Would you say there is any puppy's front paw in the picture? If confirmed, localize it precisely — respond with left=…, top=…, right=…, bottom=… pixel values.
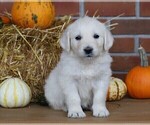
left=93, top=108, right=110, bottom=118
left=68, top=111, right=86, bottom=118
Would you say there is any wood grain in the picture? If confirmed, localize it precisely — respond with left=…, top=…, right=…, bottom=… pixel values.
left=0, top=98, right=150, bottom=124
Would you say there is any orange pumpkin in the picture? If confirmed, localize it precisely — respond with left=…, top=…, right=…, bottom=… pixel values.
left=11, top=1, right=55, bottom=29
left=126, top=46, right=150, bottom=99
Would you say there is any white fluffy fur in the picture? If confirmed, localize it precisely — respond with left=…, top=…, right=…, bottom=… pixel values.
left=44, top=16, right=114, bottom=118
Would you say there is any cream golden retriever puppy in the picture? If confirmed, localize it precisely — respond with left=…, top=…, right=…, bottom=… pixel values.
left=44, top=16, right=114, bottom=118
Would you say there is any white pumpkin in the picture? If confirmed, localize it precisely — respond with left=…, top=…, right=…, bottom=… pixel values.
left=0, top=77, right=32, bottom=108
left=107, top=77, right=127, bottom=101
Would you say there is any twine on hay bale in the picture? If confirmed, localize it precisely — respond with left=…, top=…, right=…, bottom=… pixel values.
left=0, top=16, right=71, bottom=102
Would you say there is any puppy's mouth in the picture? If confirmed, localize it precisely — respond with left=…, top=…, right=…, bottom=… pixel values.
left=85, top=54, right=93, bottom=58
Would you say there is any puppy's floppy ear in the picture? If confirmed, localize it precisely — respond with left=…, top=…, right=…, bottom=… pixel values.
left=60, top=29, right=70, bottom=52
left=104, top=29, right=114, bottom=51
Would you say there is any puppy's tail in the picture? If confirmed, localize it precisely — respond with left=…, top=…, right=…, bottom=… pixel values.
left=37, top=94, right=49, bottom=106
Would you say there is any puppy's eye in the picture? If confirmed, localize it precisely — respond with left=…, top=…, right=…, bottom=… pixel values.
left=75, top=35, right=82, bottom=40
left=93, top=34, right=99, bottom=39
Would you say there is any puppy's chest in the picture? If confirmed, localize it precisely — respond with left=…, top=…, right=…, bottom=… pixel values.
left=74, top=64, right=100, bottom=79
left=74, top=66, right=98, bottom=100
left=73, top=64, right=101, bottom=106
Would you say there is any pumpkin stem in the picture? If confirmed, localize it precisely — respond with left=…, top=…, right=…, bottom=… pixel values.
left=138, top=45, right=149, bottom=67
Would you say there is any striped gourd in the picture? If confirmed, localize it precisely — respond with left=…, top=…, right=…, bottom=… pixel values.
left=107, top=77, right=127, bottom=101
left=0, top=78, right=32, bottom=108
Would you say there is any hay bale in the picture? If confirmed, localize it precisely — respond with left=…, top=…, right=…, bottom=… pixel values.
left=0, top=16, right=71, bottom=102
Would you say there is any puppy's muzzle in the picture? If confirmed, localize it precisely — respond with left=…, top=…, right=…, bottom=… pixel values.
left=84, top=46, right=93, bottom=57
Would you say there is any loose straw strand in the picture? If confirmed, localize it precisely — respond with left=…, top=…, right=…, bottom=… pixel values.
left=105, top=13, right=125, bottom=24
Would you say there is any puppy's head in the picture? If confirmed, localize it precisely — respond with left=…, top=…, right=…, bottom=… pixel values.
left=60, top=16, right=114, bottom=58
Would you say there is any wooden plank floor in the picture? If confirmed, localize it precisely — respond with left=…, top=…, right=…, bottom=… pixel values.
left=0, top=98, right=150, bottom=124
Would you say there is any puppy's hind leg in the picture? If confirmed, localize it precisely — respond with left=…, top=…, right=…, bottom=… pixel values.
left=44, top=72, right=67, bottom=112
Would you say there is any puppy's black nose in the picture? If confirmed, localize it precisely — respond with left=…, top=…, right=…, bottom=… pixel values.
left=84, top=46, right=93, bottom=54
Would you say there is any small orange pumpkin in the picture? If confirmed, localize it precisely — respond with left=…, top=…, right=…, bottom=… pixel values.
left=126, top=46, right=150, bottom=99
left=11, top=1, right=55, bottom=29
left=0, top=16, right=11, bottom=24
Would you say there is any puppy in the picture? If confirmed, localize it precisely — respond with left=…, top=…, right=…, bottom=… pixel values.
left=44, top=16, right=114, bottom=118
